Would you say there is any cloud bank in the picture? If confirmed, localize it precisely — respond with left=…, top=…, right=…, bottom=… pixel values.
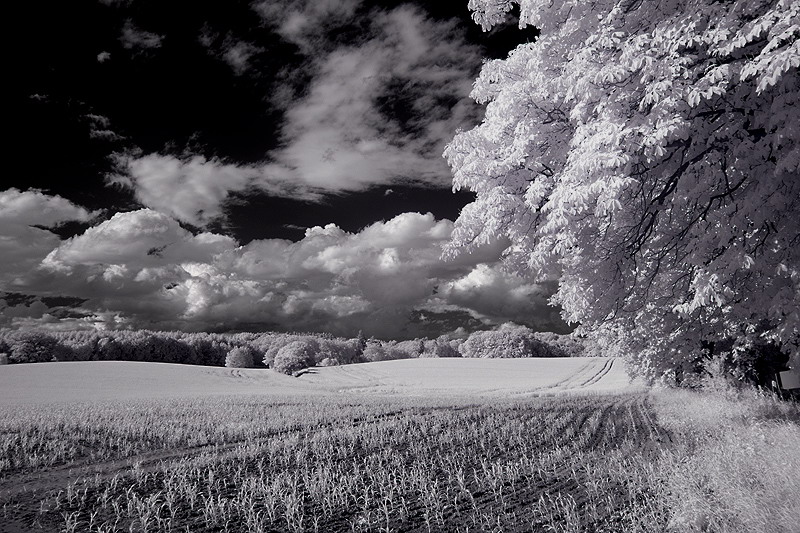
left=1, top=190, right=566, bottom=337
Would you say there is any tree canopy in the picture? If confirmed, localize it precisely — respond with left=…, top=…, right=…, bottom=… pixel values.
left=447, top=0, right=799, bottom=380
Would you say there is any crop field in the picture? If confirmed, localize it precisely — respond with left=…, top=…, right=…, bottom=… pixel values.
left=1, top=360, right=797, bottom=533
left=1, top=394, right=668, bottom=533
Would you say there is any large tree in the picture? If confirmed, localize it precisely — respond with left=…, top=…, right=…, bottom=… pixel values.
left=446, top=0, right=799, bottom=381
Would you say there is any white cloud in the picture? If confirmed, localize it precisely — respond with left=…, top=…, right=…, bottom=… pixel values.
left=120, top=21, right=163, bottom=50
left=435, top=264, right=566, bottom=329
left=5, top=205, right=562, bottom=337
left=42, top=209, right=236, bottom=271
left=221, top=40, right=261, bottom=75
left=197, top=27, right=263, bottom=76
left=113, top=154, right=304, bottom=227
left=268, top=5, right=483, bottom=193
left=115, top=3, right=483, bottom=227
left=0, top=188, right=95, bottom=227
left=85, top=113, right=123, bottom=141
left=269, top=46, right=427, bottom=192
left=0, top=189, right=96, bottom=289
left=255, top=0, right=363, bottom=52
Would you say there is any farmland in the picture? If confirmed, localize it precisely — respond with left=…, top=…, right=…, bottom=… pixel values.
left=1, top=359, right=798, bottom=532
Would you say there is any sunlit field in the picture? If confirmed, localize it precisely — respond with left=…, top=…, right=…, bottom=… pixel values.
left=1, top=361, right=798, bottom=533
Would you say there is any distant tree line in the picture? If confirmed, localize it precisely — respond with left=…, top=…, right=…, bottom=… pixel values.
left=0, top=324, right=585, bottom=375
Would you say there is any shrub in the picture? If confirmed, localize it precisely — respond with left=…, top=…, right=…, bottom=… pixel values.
left=0, top=353, right=8, bottom=365
left=418, top=336, right=462, bottom=358
left=362, top=341, right=408, bottom=362
left=316, top=338, right=363, bottom=366
left=362, top=343, right=388, bottom=362
left=225, top=346, right=256, bottom=368
left=429, top=340, right=461, bottom=358
left=533, top=332, right=586, bottom=358
left=394, top=339, right=424, bottom=358
left=333, top=338, right=367, bottom=365
left=272, top=340, right=318, bottom=375
left=260, top=334, right=316, bottom=367
left=8, top=331, right=59, bottom=363
left=460, top=324, right=560, bottom=358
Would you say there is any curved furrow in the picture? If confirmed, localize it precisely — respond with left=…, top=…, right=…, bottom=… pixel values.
left=580, top=358, right=615, bottom=387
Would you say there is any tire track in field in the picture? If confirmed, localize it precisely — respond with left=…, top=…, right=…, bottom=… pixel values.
left=544, top=359, right=603, bottom=391
left=0, top=409, right=411, bottom=501
left=529, top=357, right=617, bottom=396
left=583, top=394, right=669, bottom=451
left=630, top=395, right=673, bottom=449
left=580, top=357, right=615, bottom=387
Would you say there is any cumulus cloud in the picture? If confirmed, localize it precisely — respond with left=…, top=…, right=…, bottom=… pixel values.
left=42, top=209, right=236, bottom=270
left=4, top=200, right=562, bottom=337
left=114, top=2, right=483, bottom=227
left=21, top=209, right=238, bottom=325
left=433, top=264, right=569, bottom=331
left=0, top=189, right=96, bottom=289
left=0, top=188, right=95, bottom=227
left=180, top=212, right=522, bottom=336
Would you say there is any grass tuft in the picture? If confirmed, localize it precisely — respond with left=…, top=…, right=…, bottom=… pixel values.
left=652, top=386, right=800, bottom=533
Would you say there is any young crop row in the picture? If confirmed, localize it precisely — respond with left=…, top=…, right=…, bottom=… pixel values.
left=1, top=394, right=672, bottom=532
left=0, top=396, right=402, bottom=474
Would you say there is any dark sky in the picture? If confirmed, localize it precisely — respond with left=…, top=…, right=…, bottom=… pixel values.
left=3, top=0, right=565, bottom=338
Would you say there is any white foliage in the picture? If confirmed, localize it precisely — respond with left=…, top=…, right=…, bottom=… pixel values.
left=225, top=346, right=256, bottom=368
left=448, top=0, right=800, bottom=379
left=272, top=340, right=318, bottom=375
left=459, top=323, right=563, bottom=358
